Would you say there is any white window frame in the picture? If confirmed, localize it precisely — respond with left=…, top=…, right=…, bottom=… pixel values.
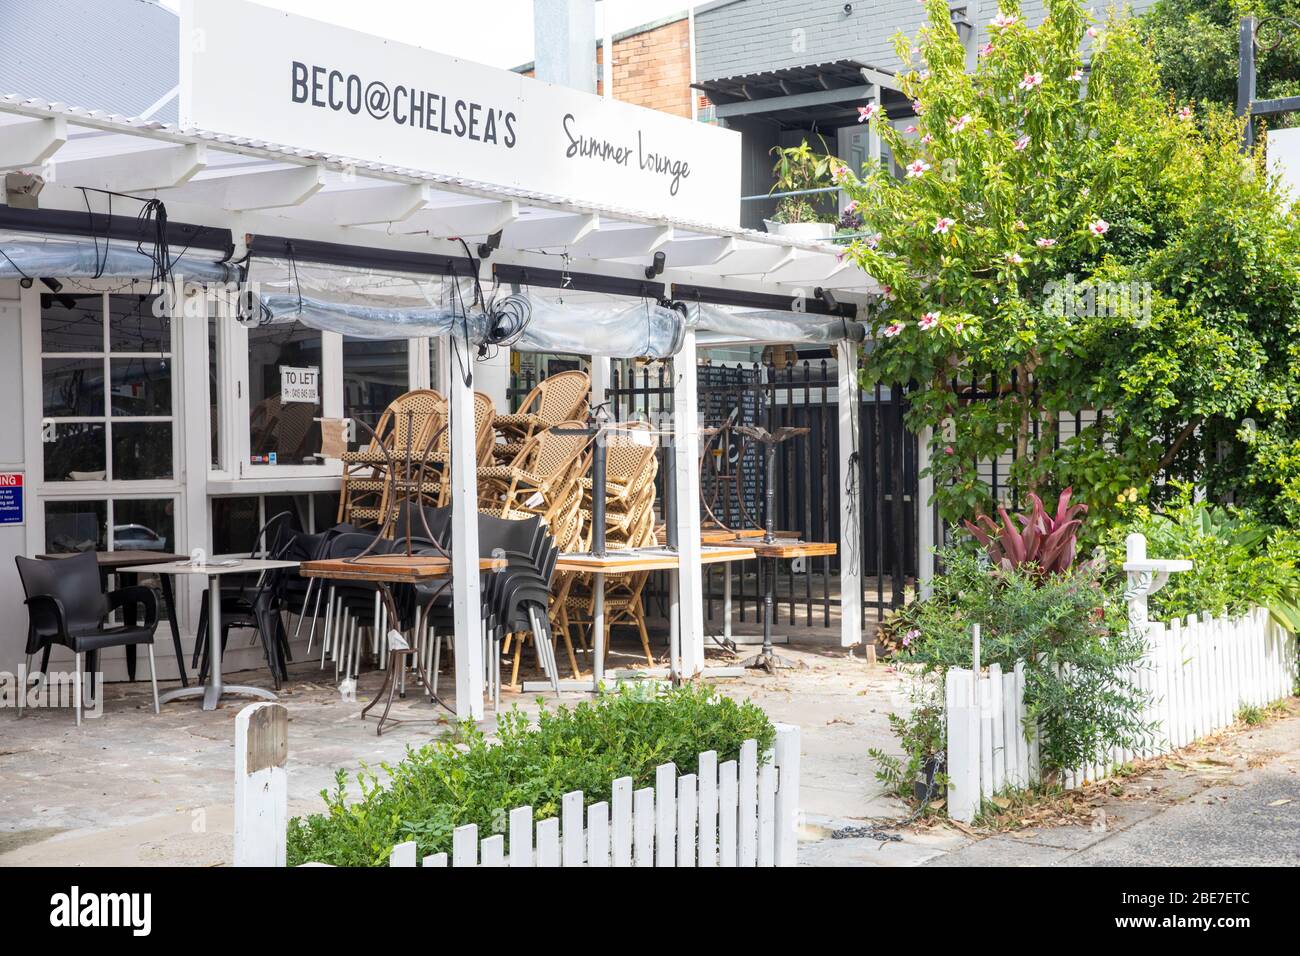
left=22, top=278, right=187, bottom=553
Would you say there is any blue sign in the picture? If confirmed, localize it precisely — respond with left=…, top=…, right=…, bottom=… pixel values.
left=0, top=473, right=23, bottom=525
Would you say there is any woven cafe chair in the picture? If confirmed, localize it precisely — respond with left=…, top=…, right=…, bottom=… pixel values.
left=577, top=424, right=659, bottom=546
left=477, top=421, right=592, bottom=525
left=491, top=370, right=590, bottom=461
left=339, top=390, right=446, bottom=526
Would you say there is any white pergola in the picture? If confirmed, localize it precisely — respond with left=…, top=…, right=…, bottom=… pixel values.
left=0, top=94, right=876, bottom=719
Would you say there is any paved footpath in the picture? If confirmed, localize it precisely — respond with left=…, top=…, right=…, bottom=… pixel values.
left=801, top=703, right=1299, bottom=867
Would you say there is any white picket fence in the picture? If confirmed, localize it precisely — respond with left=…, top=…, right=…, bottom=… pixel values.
left=946, top=607, right=1296, bottom=821
left=233, top=707, right=801, bottom=867
left=385, top=725, right=800, bottom=867
left=944, top=534, right=1298, bottom=822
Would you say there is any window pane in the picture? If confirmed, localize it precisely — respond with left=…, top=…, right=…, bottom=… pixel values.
left=313, top=492, right=341, bottom=531
left=248, top=323, right=323, bottom=466
left=41, top=294, right=103, bottom=353
left=44, top=499, right=107, bottom=553
left=42, top=356, right=105, bottom=416
left=113, top=498, right=175, bottom=554
left=343, top=338, right=409, bottom=451
left=109, top=358, right=172, bottom=416
left=212, top=496, right=259, bottom=555
left=44, top=422, right=106, bottom=481
left=112, top=422, right=173, bottom=480
left=264, top=494, right=309, bottom=541
left=209, top=318, right=220, bottom=469
left=109, top=294, right=169, bottom=352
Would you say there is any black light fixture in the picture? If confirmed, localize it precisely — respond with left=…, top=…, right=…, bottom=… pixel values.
left=477, top=230, right=503, bottom=259
left=19, top=277, right=33, bottom=289
left=644, top=250, right=666, bottom=280
left=40, top=277, right=62, bottom=293
left=815, top=286, right=838, bottom=312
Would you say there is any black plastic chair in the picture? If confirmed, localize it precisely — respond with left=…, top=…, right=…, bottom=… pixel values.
left=15, top=551, right=160, bottom=725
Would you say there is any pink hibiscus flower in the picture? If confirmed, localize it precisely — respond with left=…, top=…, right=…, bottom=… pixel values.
left=933, top=217, right=955, bottom=234
left=883, top=322, right=905, bottom=338
left=918, top=311, right=940, bottom=330
left=1088, top=219, right=1110, bottom=236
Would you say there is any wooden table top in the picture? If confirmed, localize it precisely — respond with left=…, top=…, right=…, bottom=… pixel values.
left=696, top=537, right=838, bottom=559
left=555, top=545, right=756, bottom=573
left=117, top=558, right=302, bottom=576
left=299, top=554, right=505, bottom=583
left=37, top=550, right=186, bottom=569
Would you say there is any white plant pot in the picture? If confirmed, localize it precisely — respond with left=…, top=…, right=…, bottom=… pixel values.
left=763, top=219, right=835, bottom=240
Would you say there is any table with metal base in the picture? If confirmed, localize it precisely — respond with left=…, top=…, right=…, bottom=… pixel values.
left=522, top=545, right=757, bottom=694
left=118, top=559, right=299, bottom=711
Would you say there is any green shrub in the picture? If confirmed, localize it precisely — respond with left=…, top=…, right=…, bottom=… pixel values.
left=286, top=685, right=774, bottom=867
left=881, top=548, right=1151, bottom=779
left=1103, top=483, right=1300, bottom=632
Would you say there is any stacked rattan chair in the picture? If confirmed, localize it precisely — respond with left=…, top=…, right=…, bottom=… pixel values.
left=491, top=370, right=591, bottom=462
left=554, top=421, right=662, bottom=671
left=338, top=389, right=446, bottom=527
left=476, top=421, right=592, bottom=549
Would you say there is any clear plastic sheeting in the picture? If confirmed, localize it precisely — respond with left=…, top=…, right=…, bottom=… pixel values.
left=510, top=295, right=684, bottom=358
left=690, top=302, right=865, bottom=345
left=249, top=257, right=462, bottom=310
left=253, top=292, right=489, bottom=341
left=0, top=232, right=234, bottom=283
left=246, top=279, right=686, bottom=358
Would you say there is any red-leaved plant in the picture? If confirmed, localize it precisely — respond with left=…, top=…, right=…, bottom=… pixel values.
left=962, top=488, right=1087, bottom=576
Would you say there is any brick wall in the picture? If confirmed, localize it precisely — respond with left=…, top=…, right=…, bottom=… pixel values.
left=522, top=15, right=696, bottom=119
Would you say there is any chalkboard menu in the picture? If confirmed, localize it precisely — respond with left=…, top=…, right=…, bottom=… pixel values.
left=698, top=364, right=765, bottom=529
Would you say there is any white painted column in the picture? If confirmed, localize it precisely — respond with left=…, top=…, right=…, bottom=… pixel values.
left=836, top=340, right=863, bottom=648
left=474, top=346, right=511, bottom=412
left=917, top=424, right=935, bottom=599
left=448, top=338, right=485, bottom=720
left=671, top=329, right=705, bottom=676
left=589, top=355, right=613, bottom=415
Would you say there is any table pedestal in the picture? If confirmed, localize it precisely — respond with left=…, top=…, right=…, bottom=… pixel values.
left=741, top=555, right=795, bottom=671
left=159, top=573, right=278, bottom=711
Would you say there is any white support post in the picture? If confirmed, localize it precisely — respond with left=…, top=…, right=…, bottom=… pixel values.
left=449, top=341, right=485, bottom=720
left=672, top=328, right=705, bottom=676
left=916, top=425, right=935, bottom=599
left=589, top=355, right=613, bottom=415
left=233, top=702, right=288, bottom=867
left=836, top=340, right=863, bottom=647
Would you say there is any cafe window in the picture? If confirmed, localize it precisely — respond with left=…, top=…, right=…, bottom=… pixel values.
left=40, top=293, right=175, bottom=483
left=343, top=337, right=409, bottom=451
left=246, top=321, right=324, bottom=467
left=43, top=497, right=176, bottom=554
left=211, top=492, right=340, bottom=556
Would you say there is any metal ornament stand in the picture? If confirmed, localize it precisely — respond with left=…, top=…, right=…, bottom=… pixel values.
left=734, top=424, right=809, bottom=671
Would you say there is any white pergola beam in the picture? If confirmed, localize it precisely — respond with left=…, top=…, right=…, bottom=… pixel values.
left=0, top=117, right=67, bottom=170
left=500, top=212, right=599, bottom=250
left=156, top=164, right=325, bottom=210
left=704, top=244, right=795, bottom=277
left=651, top=236, right=736, bottom=268
left=50, top=143, right=206, bottom=193
left=400, top=199, right=519, bottom=238
left=837, top=339, right=864, bottom=647
left=765, top=250, right=843, bottom=284
left=672, top=327, right=706, bottom=676
left=572, top=225, right=672, bottom=260
left=292, top=183, right=431, bottom=225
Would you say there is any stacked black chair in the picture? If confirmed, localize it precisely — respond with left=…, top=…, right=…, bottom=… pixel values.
left=14, top=550, right=161, bottom=725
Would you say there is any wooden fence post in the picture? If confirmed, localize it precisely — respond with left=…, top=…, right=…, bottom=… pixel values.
left=234, top=701, right=288, bottom=867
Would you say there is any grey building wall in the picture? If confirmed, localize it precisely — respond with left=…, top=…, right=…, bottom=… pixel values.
left=695, top=0, right=1159, bottom=82
left=0, top=0, right=178, bottom=121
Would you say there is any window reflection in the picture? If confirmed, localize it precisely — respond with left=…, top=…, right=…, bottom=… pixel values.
left=343, top=338, right=408, bottom=451
left=248, top=323, right=323, bottom=466
left=44, top=499, right=107, bottom=553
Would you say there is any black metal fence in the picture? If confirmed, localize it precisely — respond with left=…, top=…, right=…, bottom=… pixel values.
left=506, top=353, right=918, bottom=628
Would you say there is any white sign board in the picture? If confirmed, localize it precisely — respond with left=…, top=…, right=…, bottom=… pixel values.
left=280, top=365, right=319, bottom=404
left=179, top=0, right=741, bottom=227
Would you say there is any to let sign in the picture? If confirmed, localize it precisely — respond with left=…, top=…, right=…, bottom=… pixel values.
left=280, top=366, right=319, bottom=404
left=179, top=0, right=741, bottom=227
left=0, top=473, right=23, bottom=525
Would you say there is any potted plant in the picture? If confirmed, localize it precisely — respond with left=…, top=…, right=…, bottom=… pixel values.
left=764, top=140, right=836, bottom=240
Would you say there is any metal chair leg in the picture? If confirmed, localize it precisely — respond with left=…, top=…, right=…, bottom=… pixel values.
left=146, top=643, right=160, bottom=715
left=18, top=653, right=31, bottom=718
left=74, top=652, right=83, bottom=727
